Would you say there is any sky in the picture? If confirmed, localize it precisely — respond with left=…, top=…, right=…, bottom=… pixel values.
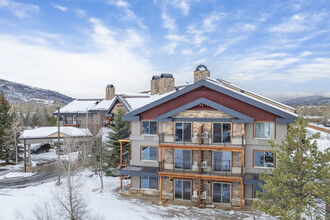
left=0, top=0, right=329, bottom=101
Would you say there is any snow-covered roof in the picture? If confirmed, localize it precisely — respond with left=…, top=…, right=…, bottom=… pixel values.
left=20, top=127, right=92, bottom=139
left=125, top=91, right=175, bottom=111
left=89, top=99, right=114, bottom=112
left=57, top=99, right=102, bottom=114
left=204, top=77, right=298, bottom=118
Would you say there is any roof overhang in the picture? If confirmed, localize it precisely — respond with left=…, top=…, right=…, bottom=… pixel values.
left=105, top=96, right=131, bottom=117
left=122, top=79, right=297, bottom=122
left=154, top=98, right=254, bottom=123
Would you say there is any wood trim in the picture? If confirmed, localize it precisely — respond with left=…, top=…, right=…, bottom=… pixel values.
left=274, top=121, right=277, bottom=139
left=159, top=172, right=243, bottom=182
left=140, top=121, right=142, bottom=135
left=240, top=180, right=243, bottom=209
left=252, top=149, right=276, bottom=168
left=130, top=121, right=132, bottom=136
left=159, top=176, right=162, bottom=201
left=139, top=176, right=141, bottom=189
left=191, top=121, right=194, bottom=138
left=159, top=144, right=243, bottom=152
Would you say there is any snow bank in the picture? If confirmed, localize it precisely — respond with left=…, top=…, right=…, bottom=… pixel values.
left=0, top=172, right=35, bottom=180
left=307, top=127, right=330, bottom=152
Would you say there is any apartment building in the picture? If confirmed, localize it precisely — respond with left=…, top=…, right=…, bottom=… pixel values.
left=118, top=65, right=297, bottom=208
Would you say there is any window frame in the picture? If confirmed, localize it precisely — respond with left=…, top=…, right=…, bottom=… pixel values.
left=212, top=151, right=232, bottom=172
left=174, top=122, right=192, bottom=143
left=212, top=182, right=231, bottom=204
left=141, top=120, right=157, bottom=135
left=212, top=122, right=232, bottom=144
left=254, top=122, right=275, bottom=139
left=140, top=146, right=158, bottom=161
left=174, top=149, right=192, bottom=170
left=140, top=176, right=158, bottom=190
left=253, top=150, right=276, bottom=168
left=174, top=179, right=192, bottom=200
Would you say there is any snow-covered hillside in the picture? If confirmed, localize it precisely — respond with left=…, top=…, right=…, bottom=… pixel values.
left=0, top=79, right=73, bottom=104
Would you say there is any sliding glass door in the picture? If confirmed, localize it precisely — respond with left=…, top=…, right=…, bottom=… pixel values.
left=213, top=182, right=231, bottom=204
left=174, top=180, right=191, bottom=200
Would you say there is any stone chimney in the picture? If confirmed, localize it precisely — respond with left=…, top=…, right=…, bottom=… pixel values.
left=106, top=84, right=115, bottom=100
left=194, top=64, right=210, bottom=82
left=159, top=73, right=174, bottom=95
left=151, top=75, right=160, bottom=95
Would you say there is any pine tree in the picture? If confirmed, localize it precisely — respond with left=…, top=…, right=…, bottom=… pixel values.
left=254, top=117, right=330, bottom=219
left=105, top=109, right=129, bottom=176
left=0, top=93, right=15, bottom=162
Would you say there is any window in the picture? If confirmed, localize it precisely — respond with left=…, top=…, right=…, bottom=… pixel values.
left=175, top=180, right=191, bottom=200
left=73, top=115, right=77, bottom=125
left=213, top=183, right=231, bottom=203
left=255, top=122, right=275, bottom=139
left=213, top=151, right=231, bottom=171
left=213, top=123, right=231, bottom=143
left=174, top=149, right=191, bottom=169
left=175, top=122, right=191, bottom=142
left=141, top=146, right=157, bottom=161
left=141, top=176, right=157, bottom=190
left=142, top=121, right=157, bottom=135
left=254, top=151, right=275, bottom=167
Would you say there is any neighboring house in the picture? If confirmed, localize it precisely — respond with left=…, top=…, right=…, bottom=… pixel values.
left=54, top=99, right=102, bottom=128
left=118, top=65, right=297, bottom=208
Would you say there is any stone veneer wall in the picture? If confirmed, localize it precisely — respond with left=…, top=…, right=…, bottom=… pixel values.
left=232, top=152, right=242, bottom=167
left=162, top=177, right=173, bottom=199
left=110, top=102, right=126, bottom=115
left=233, top=123, right=244, bottom=137
left=172, top=110, right=233, bottom=119
left=232, top=182, right=243, bottom=207
left=159, top=77, right=174, bottom=94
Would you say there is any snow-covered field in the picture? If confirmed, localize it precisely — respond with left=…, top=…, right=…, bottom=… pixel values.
left=0, top=169, right=272, bottom=220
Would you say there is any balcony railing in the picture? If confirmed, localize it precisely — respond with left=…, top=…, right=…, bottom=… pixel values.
left=160, top=160, right=242, bottom=177
left=64, top=120, right=81, bottom=125
left=159, top=132, right=245, bottom=146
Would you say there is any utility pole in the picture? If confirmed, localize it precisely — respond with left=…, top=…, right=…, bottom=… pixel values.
left=14, top=127, right=17, bottom=165
left=56, top=107, right=61, bottom=185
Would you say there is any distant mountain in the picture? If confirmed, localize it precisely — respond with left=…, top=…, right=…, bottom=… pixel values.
left=283, top=95, right=330, bottom=106
left=0, top=79, right=74, bottom=104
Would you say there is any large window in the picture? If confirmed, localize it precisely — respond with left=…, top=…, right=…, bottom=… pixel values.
left=254, top=151, right=275, bottom=167
left=141, top=176, right=157, bottom=190
left=254, top=122, right=275, bottom=139
left=142, top=121, right=157, bottom=135
left=213, top=183, right=230, bottom=203
left=175, top=122, right=191, bottom=142
left=174, top=149, right=191, bottom=169
left=213, top=123, right=231, bottom=143
left=175, top=180, right=191, bottom=200
left=213, top=151, right=231, bottom=171
left=141, top=146, right=157, bottom=161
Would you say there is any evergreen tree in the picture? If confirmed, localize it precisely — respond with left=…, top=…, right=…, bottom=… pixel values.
left=105, top=109, right=129, bottom=176
left=254, top=117, right=330, bottom=219
left=0, top=93, right=15, bottom=162
left=48, top=115, right=57, bottom=126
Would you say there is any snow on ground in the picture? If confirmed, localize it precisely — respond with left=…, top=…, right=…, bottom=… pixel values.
left=307, top=127, right=330, bottom=152
left=0, top=169, right=273, bottom=220
left=0, top=171, right=35, bottom=180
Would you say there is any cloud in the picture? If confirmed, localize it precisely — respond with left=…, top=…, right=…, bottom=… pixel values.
left=213, top=46, right=226, bottom=56
left=75, top=9, right=86, bottom=18
left=242, top=24, right=256, bottom=31
left=174, top=0, right=190, bottom=16
left=203, top=12, right=226, bottom=32
left=324, top=92, right=330, bottom=98
left=0, top=18, right=155, bottom=98
left=269, top=12, right=327, bottom=33
left=300, top=51, right=313, bottom=56
left=162, top=42, right=177, bottom=54
left=107, top=0, right=146, bottom=28
left=162, top=11, right=177, bottom=32
left=52, top=4, right=67, bottom=12
left=0, top=0, right=39, bottom=18
left=181, top=49, right=193, bottom=55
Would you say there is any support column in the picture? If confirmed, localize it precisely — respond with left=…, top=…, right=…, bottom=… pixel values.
left=159, top=176, right=163, bottom=202
left=24, top=139, right=26, bottom=173
left=160, top=146, right=162, bottom=171
left=28, top=144, right=31, bottom=163
left=241, top=150, right=244, bottom=177
left=120, top=141, right=123, bottom=168
left=240, top=180, right=243, bottom=209
left=198, top=147, right=202, bottom=174
left=198, top=178, right=201, bottom=206
left=120, top=175, right=123, bottom=190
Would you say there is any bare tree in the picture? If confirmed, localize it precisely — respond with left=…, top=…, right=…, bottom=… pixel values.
left=54, top=137, right=88, bottom=220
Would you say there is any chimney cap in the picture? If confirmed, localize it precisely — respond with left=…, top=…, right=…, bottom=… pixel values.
left=161, top=73, right=173, bottom=78
left=195, top=64, right=208, bottom=72
left=152, top=75, right=161, bottom=80
left=107, top=84, right=114, bottom=88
